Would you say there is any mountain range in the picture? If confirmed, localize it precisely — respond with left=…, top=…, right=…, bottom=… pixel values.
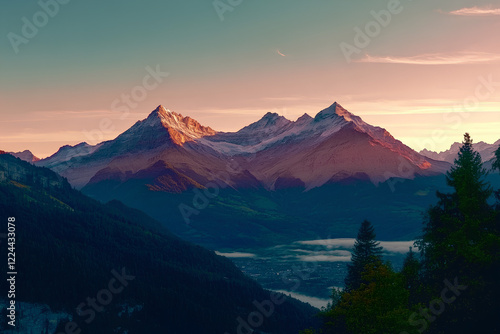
left=420, top=139, right=500, bottom=165
left=36, top=103, right=450, bottom=191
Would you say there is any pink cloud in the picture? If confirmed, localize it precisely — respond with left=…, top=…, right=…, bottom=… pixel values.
left=356, top=52, right=500, bottom=65
left=448, top=6, right=500, bottom=16
left=277, top=49, right=287, bottom=57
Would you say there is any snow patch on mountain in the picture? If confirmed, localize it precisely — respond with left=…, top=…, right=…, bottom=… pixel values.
left=38, top=142, right=100, bottom=169
left=202, top=103, right=354, bottom=155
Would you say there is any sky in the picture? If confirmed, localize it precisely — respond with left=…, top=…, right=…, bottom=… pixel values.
left=1, top=0, right=500, bottom=158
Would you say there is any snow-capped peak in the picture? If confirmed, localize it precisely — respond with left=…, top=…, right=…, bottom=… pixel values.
left=146, top=105, right=216, bottom=139
left=239, top=112, right=292, bottom=133
left=262, top=111, right=280, bottom=119
left=154, top=104, right=170, bottom=114
left=314, top=102, right=355, bottom=122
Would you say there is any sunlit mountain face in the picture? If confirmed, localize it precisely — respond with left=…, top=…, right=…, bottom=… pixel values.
left=37, top=103, right=449, bottom=191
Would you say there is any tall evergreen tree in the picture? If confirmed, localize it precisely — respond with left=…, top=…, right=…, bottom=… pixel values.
left=344, top=220, right=383, bottom=292
left=417, top=133, right=499, bottom=333
left=418, top=133, right=494, bottom=278
left=446, top=133, right=492, bottom=217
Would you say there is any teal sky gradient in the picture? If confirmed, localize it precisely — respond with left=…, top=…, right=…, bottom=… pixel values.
left=1, top=0, right=500, bottom=157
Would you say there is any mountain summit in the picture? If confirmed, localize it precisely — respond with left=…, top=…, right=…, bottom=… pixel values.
left=314, top=102, right=348, bottom=120
left=2, top=150, right=40, bottom=163
left=38, top=102, right=449, bottom=189
left=146, top=105, right=216, bottom=144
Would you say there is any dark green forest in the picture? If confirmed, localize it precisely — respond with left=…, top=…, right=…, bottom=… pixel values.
left=303, top=134, right=500, bottom=333
left=0, top=154, right=316, bottom=333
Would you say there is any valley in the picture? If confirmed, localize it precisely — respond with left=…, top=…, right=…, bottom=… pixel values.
left=27, top=103, right=500, bottom=312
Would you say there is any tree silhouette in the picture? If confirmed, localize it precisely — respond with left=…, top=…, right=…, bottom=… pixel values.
left=344, top=220, right=383, bottom=292
left=400, top=247, right=421, bottom=306
left=417, top=133, right=498, bottom=333
left=493, top=145, right=500, bottom=172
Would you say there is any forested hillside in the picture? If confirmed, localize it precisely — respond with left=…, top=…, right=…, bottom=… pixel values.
left=0, top=153, right=316, bottom=333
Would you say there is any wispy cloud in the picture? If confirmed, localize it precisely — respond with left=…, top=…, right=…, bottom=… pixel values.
left=0, top=130, right=119, bottom=143
left=276, top=49, right=287, bottom=57
left=356, top=52, right=500, bottom=65
left=261, top=96, right=307, bottom=102
left=0, top=110, right=116, bottom=123
left=447, top=6, right=500, bottom=16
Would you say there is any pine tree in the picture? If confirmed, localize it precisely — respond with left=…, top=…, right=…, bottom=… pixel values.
left=493, top=145, right=500, bottom=204
left=493, top=145, right=500, bottom=172
left=418, top=133, right=494, bottom=278
left=324, top=260, right=415, bottom=334
left=344, top=220, right=383, bottom=292
left=417, top=133, right=498, bottom=333
left=400, top=247, right=421, bottom=306
left=446, top=133, right=492, bottom=217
